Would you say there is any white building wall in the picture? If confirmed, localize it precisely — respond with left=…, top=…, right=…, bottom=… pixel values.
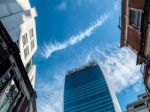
left=28, top=65, right=36, bottom=88
left=0, top=0, right=37, bottom=88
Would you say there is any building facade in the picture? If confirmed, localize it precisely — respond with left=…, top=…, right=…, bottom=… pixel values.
left=64, top=62, right=121, bottom=112
left=0, top=0, right=37, bottom=88
left=120, top=0, right=150, bottom=90
left=0, top=22, right=36, bottom=112
left=126, top=93, right=150, bottom=112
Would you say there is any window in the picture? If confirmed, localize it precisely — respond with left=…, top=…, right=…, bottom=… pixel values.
left=12, top=93, right=24, bottom=111
left=0, top=72, right=11, bottom=90
left=22, top=33, right=28, bottom=47
left=0, top=79, right=19, bottom=112
left=25, top=60, right=32, bottom=73
left=24, top=46, right=29, bottom=59
left=29, top=28, right=34, bottom=39
left=31, top=39, right=35, bottom=50
left=129, top=9, right=142, bottom=29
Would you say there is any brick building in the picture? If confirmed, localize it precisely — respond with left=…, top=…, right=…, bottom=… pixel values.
left=120, top=0, right=150, bottom=90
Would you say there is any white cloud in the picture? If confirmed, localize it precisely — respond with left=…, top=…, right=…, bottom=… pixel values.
left=37, top=43, right=144, bottom=112
left=40, top=14, right=110, bottom=59
left=56, top=1, right=67, bottom=11
left=37, top=74, right=65, bottom=112
left=85, top=44, right=143, bottom=93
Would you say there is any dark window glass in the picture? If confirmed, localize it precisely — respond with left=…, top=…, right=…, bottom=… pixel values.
left=22, top=33, right=28, bottom=47
left=64, top=65, right=115, bottom=112
left=24, top=46, right=29, bottom=59
left=31, top=39, right=35, bottom=50
left=29, top=28, right=34, bottom=40
left=0, top=72, right=11, bottom=90
left=25, top=60, right=32, bottom=73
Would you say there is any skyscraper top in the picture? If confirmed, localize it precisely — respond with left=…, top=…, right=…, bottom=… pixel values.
left=66, top=61, right=97, bottom=76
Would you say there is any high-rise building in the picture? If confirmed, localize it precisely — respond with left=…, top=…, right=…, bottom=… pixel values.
left=0, top=0, right=37, bottom=88
left=64, top=62, right=121, bottom=112
left=0, top=22, right=36, bottom=112
left=120, top=0, right=150, bottom=90
left=126, top=93, right=150, bottom=112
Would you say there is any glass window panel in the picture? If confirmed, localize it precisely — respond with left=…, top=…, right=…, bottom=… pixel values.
left=22, top=33, right=28, bottom=47
left=31, top=39, right=35, bottom=51
left=29, top=28, right=34, bottom=39
left=24, top=46, right=29, bottom=59
left=0, top=72, right=11, bottom=90
left=0, top=80, right=19, bottom=112
left=129, top=9, right=142, bottom=28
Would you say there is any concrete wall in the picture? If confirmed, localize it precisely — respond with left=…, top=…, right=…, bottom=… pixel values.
left=121, top=0, right=128, bottom=47
left=0, top=0, right=37, bottom=88
left=145, top=12, right=150, bottom=59
left=145, top=29, right=150, bottom=58
left=28, top=65, right=36, bottom=88
left=0, top=0, right=37, bottom=66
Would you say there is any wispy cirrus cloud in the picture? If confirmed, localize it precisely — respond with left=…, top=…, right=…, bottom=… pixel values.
left=37, top=74, right=65, bottom=112
left=40, top=13, right=110, bottom=59
left=85, top=44, right=143, bottom=93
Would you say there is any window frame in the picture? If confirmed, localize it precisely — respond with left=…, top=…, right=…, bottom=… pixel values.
left=29, top=28, right=34, bottom=40
left=24, top=46, right=29, bottom=59
left=30, top=39, right=35, bottom=51
left=129, top=8, right=142, bottom=29
left=22, top=33, right=28, bottom=47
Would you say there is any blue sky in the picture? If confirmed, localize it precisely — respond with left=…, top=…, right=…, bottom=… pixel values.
left=29, top=0, right=145, bottom=112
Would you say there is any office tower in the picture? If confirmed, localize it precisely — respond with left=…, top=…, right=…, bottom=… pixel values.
left=0, top=22, right=36, bottom=112
left=120, top=0, right=150, bottom=90
left=0, top=0, right=37, bottom=88
left=127, top=93, right=150, bottom=112
left=64, top=62, right=121, bottom=112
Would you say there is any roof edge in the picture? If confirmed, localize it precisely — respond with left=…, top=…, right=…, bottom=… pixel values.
left=66, top=61, right=98, bottom=76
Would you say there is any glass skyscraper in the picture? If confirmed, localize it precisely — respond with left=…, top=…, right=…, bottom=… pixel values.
left=64, top=63, right=121, bottom=112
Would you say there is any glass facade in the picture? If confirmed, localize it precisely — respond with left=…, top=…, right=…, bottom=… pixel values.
left=64, top=64, right=115, bottom=112
left=0, top=80, right=19, bottom=112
